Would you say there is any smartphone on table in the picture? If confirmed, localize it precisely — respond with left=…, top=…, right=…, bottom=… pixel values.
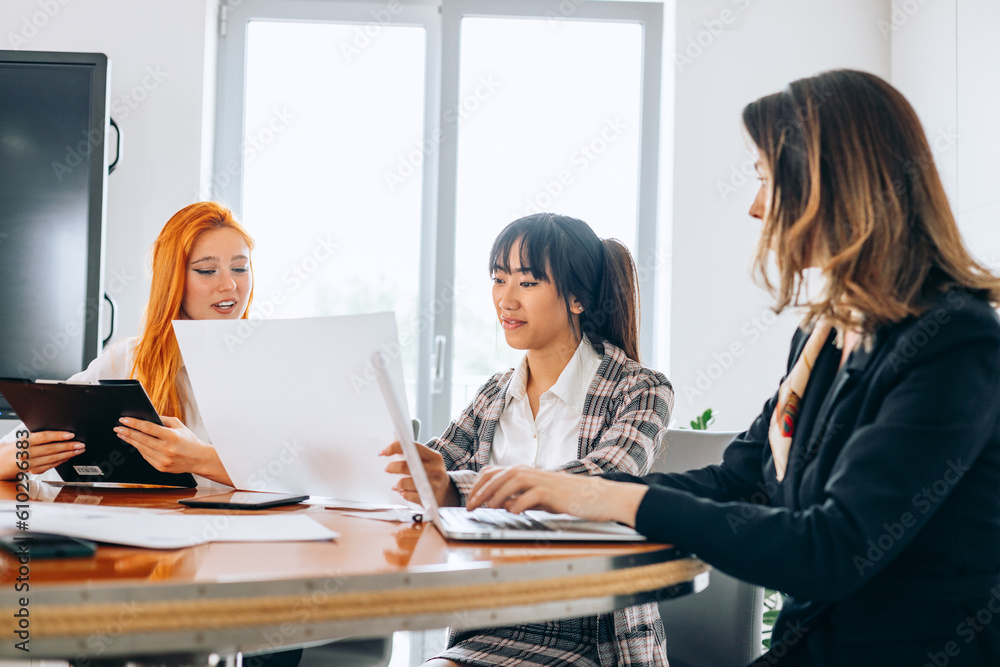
left=0, top=532, right=97, bottom=558
left=178, top=491, right=309, bottom=510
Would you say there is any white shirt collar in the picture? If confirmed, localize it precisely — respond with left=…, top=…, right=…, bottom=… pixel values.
left=503, top=336, right=603, bottom=413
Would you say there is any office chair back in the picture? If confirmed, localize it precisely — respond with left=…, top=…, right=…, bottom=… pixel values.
left=655, top=428, right=764, bottom=667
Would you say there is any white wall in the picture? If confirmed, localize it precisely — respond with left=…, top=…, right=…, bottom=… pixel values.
left=668, top=0, right=891, bottom=430
left=891, top=0, right=1000, bottom=271
left=889, top=0, right=958, bottom=203
left=1, top=0, right=219, bottom=343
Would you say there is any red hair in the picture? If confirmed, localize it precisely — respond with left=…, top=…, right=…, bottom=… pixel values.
left=131, top=202, right=255, bottom=420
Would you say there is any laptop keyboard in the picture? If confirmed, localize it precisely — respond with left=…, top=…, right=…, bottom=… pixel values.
left=441, top=507, right=552, bottom=532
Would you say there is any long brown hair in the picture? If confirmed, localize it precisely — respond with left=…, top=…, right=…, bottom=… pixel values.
left=131, top=202, right=255, bottom=420
left=743, top=69, right=1000, bottom=334
left=489, top=213, right=641, bottom=361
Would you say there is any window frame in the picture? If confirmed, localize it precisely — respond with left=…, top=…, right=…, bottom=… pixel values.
left=213, top=0, right=664, bottom=437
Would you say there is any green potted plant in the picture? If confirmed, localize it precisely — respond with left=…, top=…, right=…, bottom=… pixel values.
left=688, top=407, right=715, bottom=430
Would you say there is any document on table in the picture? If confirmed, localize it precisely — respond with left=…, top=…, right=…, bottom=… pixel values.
left=173, top=313, right=407, bottom=506
left=0, top=502, right=338, bottom=549
left=300, top=496, right=418, bottom=522
left=336, top=508, right=420, bottom=523
left=303, top=496, right=411, bottom=510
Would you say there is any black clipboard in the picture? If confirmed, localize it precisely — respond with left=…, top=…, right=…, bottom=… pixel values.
left=0, top=378, right=196, bottom=488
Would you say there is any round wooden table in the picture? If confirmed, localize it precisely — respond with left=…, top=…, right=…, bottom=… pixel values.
left=0, top=483, right=709, bottom=663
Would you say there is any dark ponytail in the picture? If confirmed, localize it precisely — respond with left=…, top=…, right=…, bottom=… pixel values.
left=591, top=238, right=640, bottom=362
left=489, top=213, right=641, bottom=362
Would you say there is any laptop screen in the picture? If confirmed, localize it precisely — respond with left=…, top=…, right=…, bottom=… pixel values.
left=373, top=354, right=442, bottom=524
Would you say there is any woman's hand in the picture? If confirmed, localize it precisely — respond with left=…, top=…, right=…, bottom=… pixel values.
left=467, top=465, right=649, bottom=527
left=2, top=431, right=85, bottom=478
left=380, top=441, right=459, bottom=507
left=115, top=417, right=232, bottom=486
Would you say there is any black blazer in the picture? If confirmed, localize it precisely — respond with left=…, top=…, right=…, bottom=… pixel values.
left=608, top=290, right=1000, bottom=666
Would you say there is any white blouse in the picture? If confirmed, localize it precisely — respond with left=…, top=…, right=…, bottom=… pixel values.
left=490, top=337, right=604, bottom=470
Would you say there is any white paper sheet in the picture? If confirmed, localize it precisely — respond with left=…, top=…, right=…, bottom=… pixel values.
left=173, top=313, right=406, bottom=505
left=301, top=496, right=408, bottom=510
left=335, top=508, right=420, bottom=523
left=0, top=502, right=338, bottom=548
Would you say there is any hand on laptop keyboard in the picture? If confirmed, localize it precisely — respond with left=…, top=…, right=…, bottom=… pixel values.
left=466, top=507, right=550, bottom=531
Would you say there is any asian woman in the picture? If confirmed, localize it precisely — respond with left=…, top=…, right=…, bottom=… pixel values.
left=384, top=212, right=674, bottom=667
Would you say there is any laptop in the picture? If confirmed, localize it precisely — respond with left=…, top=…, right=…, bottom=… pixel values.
left=373, top=355, right=647, bottom=542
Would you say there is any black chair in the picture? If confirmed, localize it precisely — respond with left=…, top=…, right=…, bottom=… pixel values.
left=297, top=637, right=391, bottom=667
left=654, top=429, right=764, bottom=667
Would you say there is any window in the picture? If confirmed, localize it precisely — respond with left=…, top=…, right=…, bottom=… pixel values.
left=241, top=19, right=426, bottom=405
left=450, top=16, right=645, bottom=412
left=214, top=0, right=665, bottom=436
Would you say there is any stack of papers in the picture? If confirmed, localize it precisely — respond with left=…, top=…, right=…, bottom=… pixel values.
left=0, top=502, right=337, bottom=548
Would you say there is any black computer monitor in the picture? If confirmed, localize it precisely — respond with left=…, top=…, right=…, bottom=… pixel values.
left=0, top=50, right=110, bottom=418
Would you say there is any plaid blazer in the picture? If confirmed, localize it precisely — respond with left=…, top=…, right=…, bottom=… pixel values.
left=427, top=339, right=674, bottom=667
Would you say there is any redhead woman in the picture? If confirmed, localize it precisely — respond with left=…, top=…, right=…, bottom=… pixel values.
left=467, top=70, right=1000, bottom=666
left=0, top=202, right=254, bottom=486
